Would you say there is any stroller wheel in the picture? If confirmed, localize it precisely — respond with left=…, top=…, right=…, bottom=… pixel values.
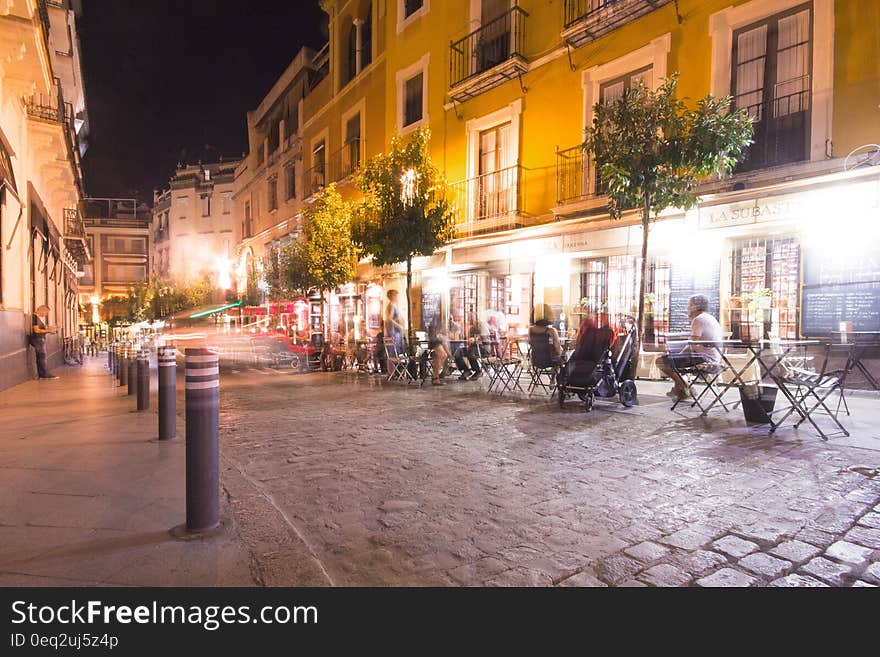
left=583, top=391, right=594, bottom=413
left=576, top=391, right=589, bottom=402
left=619, top=380, right=637, bottom=407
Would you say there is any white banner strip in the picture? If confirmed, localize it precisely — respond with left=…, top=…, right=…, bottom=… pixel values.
left=185, top=381, right=219, bottom=390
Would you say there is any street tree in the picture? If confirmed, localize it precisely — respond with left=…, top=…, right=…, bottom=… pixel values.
left=352, top=128, right=455, bottom=347
left=296, top=183, right=360, bottom=333
left=584, top=73, right=753, bottom=342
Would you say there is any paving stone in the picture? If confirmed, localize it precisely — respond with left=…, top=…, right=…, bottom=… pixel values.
left=696, top=568, right=757, bottom=588
left=844, top=487, right=880, bottom=505
left=738, top=553, right=791, bottom=579
left=713, top=535, right=759, bottom=558
left=851, top=580, right=877, bottom=587
left=844, top=525, right=880, bottom=549
left=769, top=540, right=822, bottom=564
left=638, top=563, right=691, bottom=587
left=769, top=574, right=829, bottom=587
left=594, top=555, right=643, bottom=586
left=794, top=526, right=837, bottom=548
left=825, top=541, right=874, bottom=565
left=624, top=541, right=670, bottom=564
left=660, top=528, right=714, bottom=551
left=618, top=579, right=649, bottom=587
left=674, top=550, right=729, bottom=577
left=557, top=570, right=606, bottom=587
left=800, top=557, right=851, bottom=586
left=861, top=562, right=880, bottom=585
left=857, top=512, right=880, bottom=529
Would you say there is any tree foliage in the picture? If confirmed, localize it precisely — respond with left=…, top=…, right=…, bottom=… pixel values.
left=352, top=128, right=455, bottom=343
left=298, top=183, right=359, bottom=294
left=583, top=73, right=753, bottom=340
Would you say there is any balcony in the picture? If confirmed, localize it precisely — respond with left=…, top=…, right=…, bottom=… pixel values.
left=24, top=87, right=84, bottom=196
left=328, top=139, right=361, bottom=184
left=449, top=165, right=529, bottom=237
left=562, top=0, right=673, bottom=49
left=305, top=162, right=326, bottom=198
left=449, top=6, right=528, bottom=103
left=555, top=144, right=597, bottom=206
left=735, top=82, right=811, bottom=173
left=63, top=207, right=90, bottom=265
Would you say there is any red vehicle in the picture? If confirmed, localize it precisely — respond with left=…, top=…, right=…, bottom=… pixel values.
left=250, top=334, right=319, bottom=372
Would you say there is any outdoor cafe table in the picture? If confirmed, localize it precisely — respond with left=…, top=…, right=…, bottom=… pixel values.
left=687, top=339, right=827, bottom=433
left=831, top=331, right=880, bottom=391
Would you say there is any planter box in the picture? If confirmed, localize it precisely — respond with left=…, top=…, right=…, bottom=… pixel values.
left=740, top=384, right=777, bottom=424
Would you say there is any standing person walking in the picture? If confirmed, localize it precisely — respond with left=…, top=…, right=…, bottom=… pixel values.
left=384, top=289, right=406, bottom=354
left=30, top=305, right=59, bottom=379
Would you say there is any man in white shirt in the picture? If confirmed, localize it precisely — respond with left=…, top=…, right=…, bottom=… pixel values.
left=657, top=294, right=722, bottom=401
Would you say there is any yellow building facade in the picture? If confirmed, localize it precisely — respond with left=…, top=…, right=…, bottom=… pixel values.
left=239, top=0, right=880, bottom=347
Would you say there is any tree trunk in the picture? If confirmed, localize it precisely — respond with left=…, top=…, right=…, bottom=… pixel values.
left=636, top=194, right=651, bottom=353
left=406, top=257, right=413, bottom=351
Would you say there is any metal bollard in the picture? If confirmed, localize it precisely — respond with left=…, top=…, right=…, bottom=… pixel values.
left=128, top=353, right=137, bottom=396
left=158, top=345, right=176, bottom=440
left=119, top=346, right=128, bottom=387
left=107, top=343, right=113, bottom=372
left=185, top=348, right=220, bottom=532
left=137, top=349, right=150, bottom=411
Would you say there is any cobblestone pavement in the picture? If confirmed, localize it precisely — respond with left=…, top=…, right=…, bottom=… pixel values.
left=218, top=368, right=880, bottom=587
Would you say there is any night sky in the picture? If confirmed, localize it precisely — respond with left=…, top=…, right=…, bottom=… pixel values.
left=78, top=0, right=327, bottom=202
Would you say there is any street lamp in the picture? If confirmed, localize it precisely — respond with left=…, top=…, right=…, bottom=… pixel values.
left=89, top=295, right=100, bottom=324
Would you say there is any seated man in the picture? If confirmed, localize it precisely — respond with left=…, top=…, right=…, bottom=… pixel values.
left=529, top=304, right=563, bottom=365
left=656, top=294, right=722, bottom=401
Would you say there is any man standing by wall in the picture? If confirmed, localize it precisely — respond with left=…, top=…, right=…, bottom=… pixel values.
left=31, top=305, right=59, bottom=380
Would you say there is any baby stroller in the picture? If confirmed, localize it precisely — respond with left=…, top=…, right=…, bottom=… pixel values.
left=557, top=318, right=638, bottom=412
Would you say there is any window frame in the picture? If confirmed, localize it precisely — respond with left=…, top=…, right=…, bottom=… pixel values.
left=397, top=0, right=429, bottom=33
left=395, top=54, right=430, bottom=134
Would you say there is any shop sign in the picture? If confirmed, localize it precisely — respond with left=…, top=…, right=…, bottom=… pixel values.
left=563, top=232, right=591, bottom=253
left=699, top=196, right=804, bottom=229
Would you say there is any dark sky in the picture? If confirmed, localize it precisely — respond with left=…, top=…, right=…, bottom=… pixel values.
left=78, top=0, right=327, bottom=202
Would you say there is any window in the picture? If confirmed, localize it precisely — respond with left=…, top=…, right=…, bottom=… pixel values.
left=404, top=73, right=424, bottom=127
left=268, top=119, right=280, bottom=153
left=243, top=201, right=252, bottom=238
left=222, top=193, right=232, bottom=214
left=285, top=164, right=296, bottom=200
left=344, top=114, right=361, bottom=178
left=268, top=176, right=278, bottom=212
left=363, top=4, right=373, bottom=69
left=732, top=5, right=812, bottom=171
left=404, top=0, right=423, bottom=18
left=596, top=66, right=652, bottom=191
left=204, top=168, right=211, bottom=182
left=178, top=197, right=189, bottom=218
left=201, top=194, right=211, bottom=217
left=311, top=140, right=326, bottom=194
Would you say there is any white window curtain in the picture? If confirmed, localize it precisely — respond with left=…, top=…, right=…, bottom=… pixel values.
left=775, top=9, right=811, bottom=115
left=735, top=24, right=768, bottom=120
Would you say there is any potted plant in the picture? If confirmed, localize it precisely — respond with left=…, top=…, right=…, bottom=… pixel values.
left=741, top=287, right=772, bottom=343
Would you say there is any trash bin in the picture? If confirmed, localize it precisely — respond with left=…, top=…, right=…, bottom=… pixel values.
left=740, top=384, right=777, bottom=424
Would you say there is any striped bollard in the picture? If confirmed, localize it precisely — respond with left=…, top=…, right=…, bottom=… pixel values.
left=185, top=348, right=219, bottom=533
left=137, top=349, right=150, bottom=411
left=158, top=346, right=176, bottom=440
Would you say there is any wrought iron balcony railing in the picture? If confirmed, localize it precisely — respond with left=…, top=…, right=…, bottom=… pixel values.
left=24, top=92, right=71, bottom=124
left=306, top=162, right=326, bottom=197
left=555, top=144, right=597, bottom=205
left=562, top=0, right=673, bottom=48
left=449, top=165, right=527, bottom=237
left=735, top=82, right=811, bottom=173
left=328, top=139, right=361, bottom=184
left=449, top=6, right=528, bottom=97
left=63, top=207, right=90, bottom=263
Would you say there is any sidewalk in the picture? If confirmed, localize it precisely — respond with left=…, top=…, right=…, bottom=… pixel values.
left=0, top=358, right=259, bottom=586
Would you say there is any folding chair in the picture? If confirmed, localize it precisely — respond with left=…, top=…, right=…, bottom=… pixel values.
left=384, top=338, right=415, bottom=384
left=527, top=332, right=560, bottom=397
left=780, top=343, right=851, bottom=439
left=669, top=356, right=732, bottom=415
left=489, top=339, right=525, bottom=395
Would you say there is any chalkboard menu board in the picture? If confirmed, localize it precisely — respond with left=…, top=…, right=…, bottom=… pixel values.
left=802, top=247, right=880, bottom=335
left=421, top=293, right=441, bottom=332
left=668, top=262, right=721, bottom=333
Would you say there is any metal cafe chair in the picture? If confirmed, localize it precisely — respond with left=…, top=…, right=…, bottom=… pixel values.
left=384, top=338, right=415, bottom=384
left=775, top=342, right=852, bottom=439
left=668, top=344, right=735, bottom=416
left=489, top=338, right=526, bottom=395
left=527, top=334, right=560, bottom=397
